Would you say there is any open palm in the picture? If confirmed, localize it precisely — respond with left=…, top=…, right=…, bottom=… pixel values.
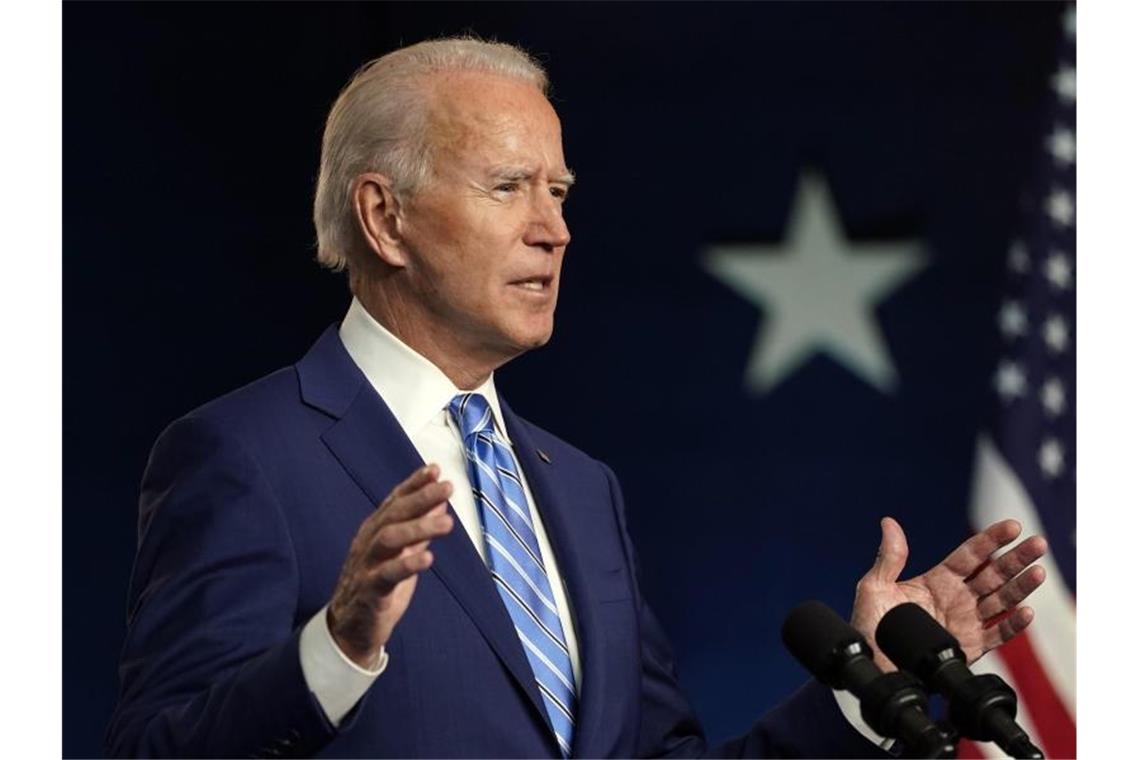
left=850, top=517, right=1048, bottom=670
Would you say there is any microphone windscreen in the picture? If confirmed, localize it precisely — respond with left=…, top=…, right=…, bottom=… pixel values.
left=781, top=600, right=863, bottom=686
left=875, top=603, right=960, bottom=674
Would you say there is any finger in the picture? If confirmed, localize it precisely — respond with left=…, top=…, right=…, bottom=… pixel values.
left=379, top=479, right=454, bottom=524
left=371, top=548, right=435, bottom=591
left=389, top=463, right=440, bottom=499
left=976, top=565, right=1046, bottom=621
left=981, top=606, right=1035, bottom=652
left=359, top=465, right=442, bottom=532
left=966, top=535, right=1048, bottom=596
left=940, top=519, right=1022, bottom=578
left=864, top=517, right=909, bottom=585
left=369, top=511, right=454, bottom=559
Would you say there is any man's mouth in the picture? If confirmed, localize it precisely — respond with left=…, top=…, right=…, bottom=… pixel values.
left=509, top=276, right=553, bottom=292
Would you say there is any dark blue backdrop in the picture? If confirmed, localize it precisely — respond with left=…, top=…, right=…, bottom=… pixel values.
left=64, top=2, right=1061, bottom=756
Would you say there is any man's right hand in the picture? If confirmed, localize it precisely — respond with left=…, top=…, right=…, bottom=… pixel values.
left=327, top=464, right=455, bottom=668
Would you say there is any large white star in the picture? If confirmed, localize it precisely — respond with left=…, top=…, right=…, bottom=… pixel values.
left=702, top=173, right=926, bottom=393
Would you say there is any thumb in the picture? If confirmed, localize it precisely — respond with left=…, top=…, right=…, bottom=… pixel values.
left=865, top=516, right=908, bottom=584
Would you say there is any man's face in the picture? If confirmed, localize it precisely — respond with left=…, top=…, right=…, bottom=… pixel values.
left=396, top=71, right=572, bottom=367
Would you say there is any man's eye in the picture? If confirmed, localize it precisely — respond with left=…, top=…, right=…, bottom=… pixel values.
left=550, top=186, right=569, bottom=201
left=494, top=182, right=519, bottom=193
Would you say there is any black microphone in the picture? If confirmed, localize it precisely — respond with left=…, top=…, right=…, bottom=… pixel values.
left=876, top=603, right=1044, bottom=760
left=781, top=601, right=955, bottom=759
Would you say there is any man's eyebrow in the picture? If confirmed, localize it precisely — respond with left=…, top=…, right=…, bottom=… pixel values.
left=488, top=166, right=576, bottom=186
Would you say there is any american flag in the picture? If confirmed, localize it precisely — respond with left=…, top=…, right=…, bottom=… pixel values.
left=965, top=4, right=1076, bottom=757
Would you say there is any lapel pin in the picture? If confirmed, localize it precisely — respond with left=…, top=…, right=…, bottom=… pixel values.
left=537, top=448, right=552, bottom=464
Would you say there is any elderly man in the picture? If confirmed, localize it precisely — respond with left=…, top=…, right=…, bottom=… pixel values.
left=107, top=38, right=1046, bottom=758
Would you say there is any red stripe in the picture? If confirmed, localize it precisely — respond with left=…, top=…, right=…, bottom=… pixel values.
left=996, top=634, right=1076, bottom=758
left=957, top=738, right=987, bottom=758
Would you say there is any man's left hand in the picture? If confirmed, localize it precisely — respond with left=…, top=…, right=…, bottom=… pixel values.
left=851, top=517, right=1048, bottom=670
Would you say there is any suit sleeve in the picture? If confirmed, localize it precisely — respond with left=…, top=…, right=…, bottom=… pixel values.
left=106, top=414, right=341, bottom=758
left=598, top=463, right=890, bottom=759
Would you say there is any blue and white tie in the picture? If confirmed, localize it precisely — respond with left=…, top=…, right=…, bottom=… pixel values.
left=449, top=393, right=577, bottom=756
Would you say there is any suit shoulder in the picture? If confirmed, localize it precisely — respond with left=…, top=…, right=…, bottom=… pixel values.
left=181, top=366, right=301, bottom=428
left=141, top=364, right=331, bottom=505
left=152, top=365, right=318, bottom=456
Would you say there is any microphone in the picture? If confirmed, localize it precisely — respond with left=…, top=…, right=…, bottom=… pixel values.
left=876, top=603, right=1044, bottom=760
left=781, top=601, right=955, bottom=759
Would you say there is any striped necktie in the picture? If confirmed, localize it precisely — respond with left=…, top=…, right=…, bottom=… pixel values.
left=448, top=392, right=577, bottom=756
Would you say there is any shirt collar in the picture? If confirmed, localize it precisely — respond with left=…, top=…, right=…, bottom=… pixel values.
left=339, top=297, right=508, bottom=438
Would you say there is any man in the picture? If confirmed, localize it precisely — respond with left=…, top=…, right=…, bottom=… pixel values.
left=107, top=38, right=1047, bottom=758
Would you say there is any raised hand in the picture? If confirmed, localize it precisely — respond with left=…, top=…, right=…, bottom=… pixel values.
left=327, top=464, right=455, bottom=668
left=851, top=517, right=1048, bottom=670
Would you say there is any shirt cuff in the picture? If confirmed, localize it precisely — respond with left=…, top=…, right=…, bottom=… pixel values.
left=833, top=688, right=897, bottom=753
left=298, top=605, right=389, bottom=726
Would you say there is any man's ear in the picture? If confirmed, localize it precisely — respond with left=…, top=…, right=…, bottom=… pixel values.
left=352, top=172, right=408, bottom=268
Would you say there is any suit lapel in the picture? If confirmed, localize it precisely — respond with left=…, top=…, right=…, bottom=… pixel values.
left=502, top=404, right=610, bottom=759
left=297, top=326, right=553, bottom=741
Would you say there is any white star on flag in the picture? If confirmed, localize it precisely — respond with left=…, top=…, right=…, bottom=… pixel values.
left=994, top=360, right=1027, bottom=402
left=1052, top=66, right=1075, bottom=103
left=1042, top=315, right=1070, bottom=353
left=1039, top=438, right=1065, bottom=478
left=702, top=173, right=926, bottom=394
left=1040, top=378, right=1066, bottom=417
left=1007, top=240, right=1030, bottom=274
left=1046, top=189, right=1075, bottom=227
left=998, top=300, right=1028, bottom=339
left=1046, top=127, right=1075, bottom=166
left=1044, top=252, right=1073, bottom=290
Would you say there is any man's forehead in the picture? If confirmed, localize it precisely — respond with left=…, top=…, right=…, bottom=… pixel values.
left=425, top=70, right=557, bottom=127
left=426, top=67, right=547, bottom=102
left=422, top=71, right=567, bottom=170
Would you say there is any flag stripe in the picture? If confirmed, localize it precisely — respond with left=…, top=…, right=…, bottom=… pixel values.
left=970, top=435, right=1076, bottom=714
left=966, top=646, right=1045, bottom=758
left=994, top=635, right=1076, bottom=759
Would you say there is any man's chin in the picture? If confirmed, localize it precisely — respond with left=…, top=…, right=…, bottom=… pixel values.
left=499, top=321, right=555, bottom=357
left=512, top=331, right=553, bottom=354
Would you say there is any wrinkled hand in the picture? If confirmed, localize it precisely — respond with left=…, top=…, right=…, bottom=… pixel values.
left=327, top=464, right=454, bottom=668
left=851, top=517, right=1047, bottom=671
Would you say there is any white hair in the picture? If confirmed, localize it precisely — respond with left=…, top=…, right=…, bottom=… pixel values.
left=313, top=37, right=549, bottom=272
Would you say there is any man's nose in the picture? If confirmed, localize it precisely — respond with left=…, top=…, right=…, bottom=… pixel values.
left=524, top=192, right=571, bottom=250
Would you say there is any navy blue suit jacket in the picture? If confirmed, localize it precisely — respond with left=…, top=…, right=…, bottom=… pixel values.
left=107, top=326, right=881, bottom=758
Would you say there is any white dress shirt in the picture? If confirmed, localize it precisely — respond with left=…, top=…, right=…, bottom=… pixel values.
left=298, top=297, right=582, bottom=726
left=298, top=298, right=889, bottom=751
